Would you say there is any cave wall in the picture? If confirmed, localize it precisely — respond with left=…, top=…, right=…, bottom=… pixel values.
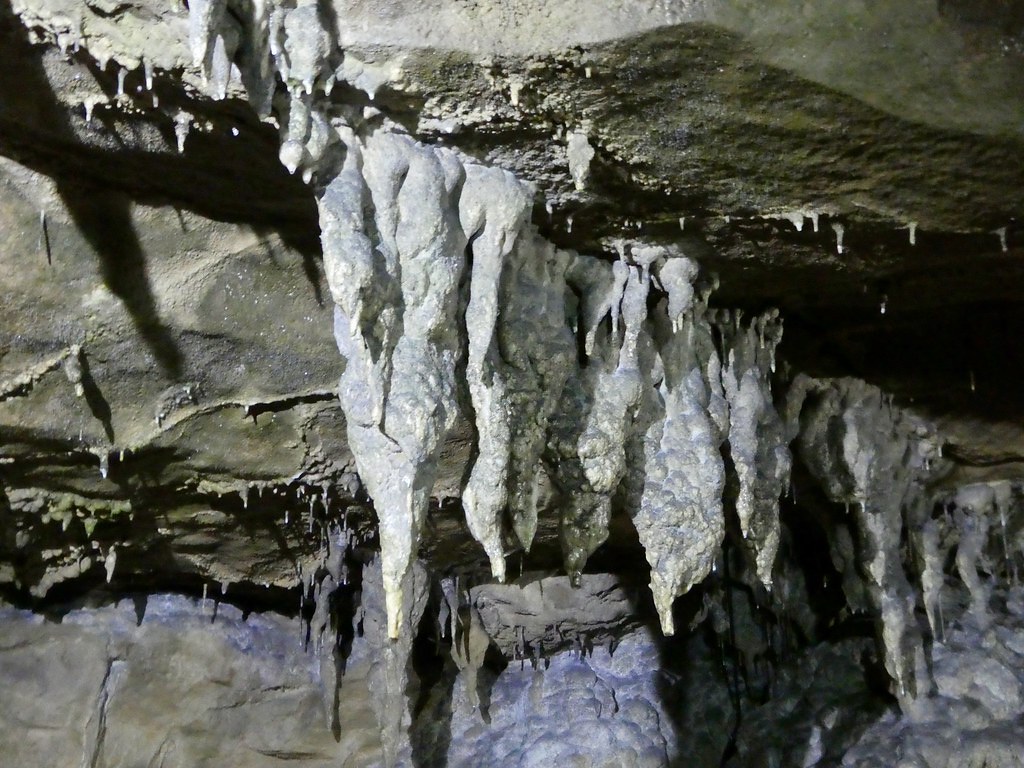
left=2, top=0, right=1024, bottom=766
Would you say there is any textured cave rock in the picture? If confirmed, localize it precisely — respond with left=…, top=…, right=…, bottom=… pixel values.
left=0, top=584, right=721, bottom=768
left=2, top=0, right=1024, bottom=766
left=0, top=596, right=345, bottom=767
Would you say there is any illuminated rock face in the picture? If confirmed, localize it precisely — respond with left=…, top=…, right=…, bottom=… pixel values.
left=3, top=0, right=1024, bottom=765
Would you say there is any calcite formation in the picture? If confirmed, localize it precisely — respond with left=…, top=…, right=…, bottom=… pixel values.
left=795, top=377, right=941, bottom=703
left=4, top=1, right=1024, bottom=766
left=320, top=130, right=793, bottom=639
left=320, top=130, right=466, bottom=640
left=718, top=309, right=790, bottom=589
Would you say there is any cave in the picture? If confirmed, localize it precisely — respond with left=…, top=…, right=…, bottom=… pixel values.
left=1, top=1, right=1023, bottom=766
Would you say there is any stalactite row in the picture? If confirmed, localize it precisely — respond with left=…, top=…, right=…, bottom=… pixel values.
left=317, top=127, right=791, bottom=641
left=786, top=377, right=1024, bottom=723
left=10, top=4, right=1024, bottom=765
left=186, top=0, right=342, bottom=178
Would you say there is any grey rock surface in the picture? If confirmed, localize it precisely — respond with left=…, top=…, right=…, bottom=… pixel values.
left=0, top=595, right=343, bottom=768
left=0, top=579, right=716, bottom=768
left=470, top=572, right=641, bottom=658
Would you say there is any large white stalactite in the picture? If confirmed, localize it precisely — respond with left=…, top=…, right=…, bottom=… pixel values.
left=460, top=164, right=576, bottom=580
left=632, top=307, right=726, bottom=636
left=320, top=132, right=466, bottom=640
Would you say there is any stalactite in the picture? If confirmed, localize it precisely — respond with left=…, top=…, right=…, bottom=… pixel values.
left=459, top=164, right=575, bottom=576
left=629, top=265, right=726, bottom=635
left=954, top=499, right=993, bottom=629
left=634, top=355, right=725, bottom=634
left=450, top=605, right=491, bottom=712
left=920, top=519, right=945, bottom=642
left=719, top=310, right=791, bottom=588
left=320, top=131, right=466, bottom=640
left=555, top=261, right=650, bottom=584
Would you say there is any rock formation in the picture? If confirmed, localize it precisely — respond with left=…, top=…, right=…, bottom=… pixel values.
left=1, top=0, right=1024, bottom=765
